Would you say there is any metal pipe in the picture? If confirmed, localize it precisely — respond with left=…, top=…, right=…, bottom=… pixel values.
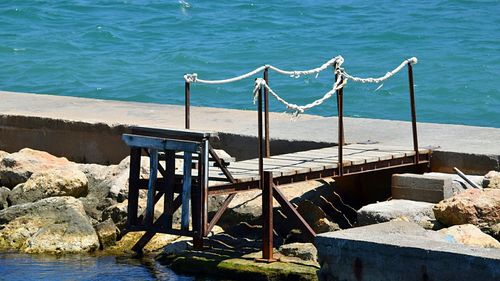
left=453, top=167, right=482, bottom=189
left=334, top=63, right=345, bottom=146
left=260, top=171, right=275, bottom=262
left=257, top=82, right=264, bottom=190
left=338, top=79, right=344, bottom=176
left=264, top=67, right=270, bottom=158
left=408, top=64, right=419, bottom=164
left=185, top=81, right=190, bottom=129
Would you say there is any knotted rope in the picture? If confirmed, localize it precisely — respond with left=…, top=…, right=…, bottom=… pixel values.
left=184, top=56, right=417, bottom=115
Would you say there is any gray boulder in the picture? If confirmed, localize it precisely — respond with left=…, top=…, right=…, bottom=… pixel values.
left=296, top=200, right=340, bottom=233
left=8, top=167, right=88, bottom=205
left=279, top=242, right=317, bottom=261
left=0, top=196, right=99, bottom=253
left=0, top=148, right=72, bottom=188
left=77, top=156, right=150, bottom=203
left=102, top=200, right=132, bottom=233
left=94, top=219, right=118, bottom=249
left=357, top=199, right=435, bottom=228
left=483, top=170, right=500, bottom=189
left=0, top=187, right=10, bottom=210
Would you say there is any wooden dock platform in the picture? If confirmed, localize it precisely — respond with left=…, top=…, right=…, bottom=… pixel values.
left=207, top=143, right=430, bottom=192
left=122, top=127, right=431, bottom=259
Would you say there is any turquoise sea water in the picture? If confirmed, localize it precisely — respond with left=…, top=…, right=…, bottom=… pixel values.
left=0, top=0, right=499, bottom=127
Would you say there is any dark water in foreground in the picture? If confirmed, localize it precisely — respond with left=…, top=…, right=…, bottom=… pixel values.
left=0, top=252, right=218, bottom=281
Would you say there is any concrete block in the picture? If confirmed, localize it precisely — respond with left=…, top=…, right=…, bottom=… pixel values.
left=392, top=173, right=453, bottom=203
left=316, top=221, right=500, bottom=281
left=425, top=172, right=484, bottom=190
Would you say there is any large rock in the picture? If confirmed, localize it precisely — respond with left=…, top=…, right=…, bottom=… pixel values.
left=439, top=224, right=500, bottom=248
left=0, top=148, right=72, bottom=188
left=279, top=242, right=318, bottom=262
left=0, top=196, right=99, bottom=253
left=433, top=189, right=500, bottom=234
left=76, top=157, right=151, bottom=221
left=0, top=187, right=10, bottom=210
left=94, top=219, right=118, bottom=249
left=483, top=170, right=500, bottom=189
left=296, top=200, right=340, bottom=233
left=102, top=200, right=133, bottom=233
left=101, top=194, right=167, bottom=235
left=357, top=199, right=436, bottom=228
left=107, top=231, right=181, bottom=254
left=77, top=156, right=150, bottom=203
left=8, top=167, right=88, bottom=205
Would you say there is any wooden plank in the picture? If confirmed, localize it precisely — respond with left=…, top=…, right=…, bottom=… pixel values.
left=130, top=126, right=216, bottom=140
left=163, top=150, right=176, bottom=229
left=127, top=147, right=141, bottom=226
left=122, top=134, right=200, bottom=153
left=181, top=152, right=192, bottom=231
left=145, top=149, right=158, bottom=225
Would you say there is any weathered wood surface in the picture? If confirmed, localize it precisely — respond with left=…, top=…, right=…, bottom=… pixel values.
left=122, top=134, right=200, bottom=152
left=204, top=144, right=430, bottom=186
left=130, top=126, right=217, bottom=140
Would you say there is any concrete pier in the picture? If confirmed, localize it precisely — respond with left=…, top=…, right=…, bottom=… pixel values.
left=0, top=90, right=499, bottom=173
left=316, top=221, right=500, bottom=281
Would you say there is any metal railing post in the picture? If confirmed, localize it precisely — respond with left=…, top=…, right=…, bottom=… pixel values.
left=264, top=67, right=270, bottom=158
left=408, top=63, right=419, bottom=164
left=338, top=78, right=344, bottom=176
left=258, top=82, right=264, bottom=189
left=185, top=81, right=190, bottom=129
left=257, top=171, right=276, bottom=262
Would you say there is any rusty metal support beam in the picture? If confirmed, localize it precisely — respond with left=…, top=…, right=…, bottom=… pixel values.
left=193, top=138, right=209, bottom=250
left=408, top=63, right=419, bottom=164
left=273, top=184, right=316, bottom=241
left=209, top=145, right=236, bottom=183
left=258, top=83, right=264, bottom=189
left=207, top=193, right=236, bottom=233
left=264, top=67, right=270, bottom=158
left=338, top=79, right=345, bottom=176
left=256, top=171, right=276, bottom=263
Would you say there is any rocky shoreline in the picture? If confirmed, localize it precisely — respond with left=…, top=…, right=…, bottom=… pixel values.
left=0, top=148, right=499, bottom=280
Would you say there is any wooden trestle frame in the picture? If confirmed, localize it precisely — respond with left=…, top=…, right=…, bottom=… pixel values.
left=123, top=63, right=427, bottom=261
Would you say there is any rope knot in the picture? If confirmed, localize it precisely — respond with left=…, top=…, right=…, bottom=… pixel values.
left=253, top=78, right=266, bottom=104
left=407, top=57, right=418, bottom=65
left=184, top=73, right=198, bottom=83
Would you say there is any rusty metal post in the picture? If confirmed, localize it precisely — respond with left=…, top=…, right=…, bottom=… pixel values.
left=334, top=64, right=345, bottom=146
left=338, top=78, right=344, bottom=176
left=257, top=171, right=276, bottom=262
left=258, top=82, right=264, bottom=189
left=264, top=67, right=270, bottom=158
left=185, top=81, right=190, bottom=129
left=408, top=63, right=419, bottom=164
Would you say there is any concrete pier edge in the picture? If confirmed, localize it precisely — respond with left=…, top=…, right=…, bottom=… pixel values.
left=0, top=90, right=499, bottom=173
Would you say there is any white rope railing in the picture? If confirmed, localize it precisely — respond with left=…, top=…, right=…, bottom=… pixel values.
left=184, top=56, right=417, bottom=115
left=341, top=57, right=417, bottom=83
